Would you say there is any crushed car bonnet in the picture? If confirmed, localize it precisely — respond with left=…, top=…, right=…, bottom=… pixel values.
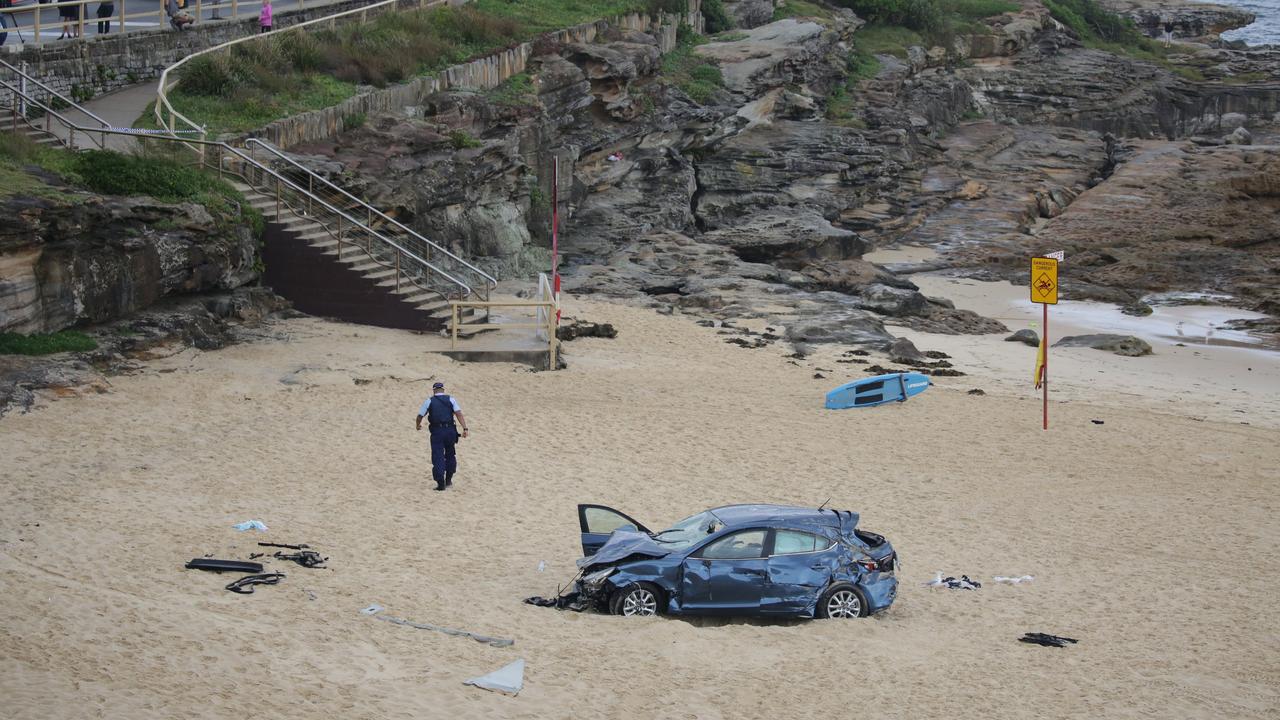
left=577, top=530, right=671, bottom=568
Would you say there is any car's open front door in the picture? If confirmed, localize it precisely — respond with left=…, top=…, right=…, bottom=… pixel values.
left=577, top=504, right=652, bottom=556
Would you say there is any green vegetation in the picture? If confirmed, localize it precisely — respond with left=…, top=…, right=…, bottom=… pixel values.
left=1225, top=71, right=1270, bottom=84
left=0, top=331, right=98, bottom=356
left=343, top=112, right=368, bottom=129
left=471, top=0, right=646, bottom=33
left=449, top=130, right=484, bottom=149
left=486, top=73, right=537, bottom=108
left=660, top=25, right=724, bottom=104
left=701, top=0, right=732, bottom=33
left=854, top=24, right=924, bottom=57
left=772, top=0, right=837, bottom=23
left=826, top=48, right=880, bottom=126
left=834, top=0, right=1017, bottom=60
left=0, top=135, right=263, bottom=236
left=170, top=74, right=354, bottom=134
left=173, top=1, right=687, bottom=135
left=833, top=0, right=1016, bottom=37
left=0, top=133, right=85, bottom=200
left=1040, top=0, right=1208, bottom=74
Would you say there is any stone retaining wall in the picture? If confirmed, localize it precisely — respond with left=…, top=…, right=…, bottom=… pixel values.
left=1, top=0, right=430, bottom=107
left=250, top=0, right=704, bottom=149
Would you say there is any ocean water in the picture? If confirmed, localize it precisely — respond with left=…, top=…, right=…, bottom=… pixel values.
left=1219, top=0, right=1280, bottom=45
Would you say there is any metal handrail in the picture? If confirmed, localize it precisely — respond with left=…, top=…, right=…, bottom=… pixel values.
left=0, top=59, right=114, bottom=133
left=0, top=78, right=109, bottom=150
left=153, top=0, right=448, bottom=142
left=245, top=138, right=498, bottom=296
left=2, top=74, right=474, bottom=301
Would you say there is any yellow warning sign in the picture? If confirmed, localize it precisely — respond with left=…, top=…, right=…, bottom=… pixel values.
left=1030, top=257, right=1058, bottom=304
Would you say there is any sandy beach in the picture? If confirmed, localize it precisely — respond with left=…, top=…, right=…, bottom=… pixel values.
left=1, top=297, right=1277, bottom=719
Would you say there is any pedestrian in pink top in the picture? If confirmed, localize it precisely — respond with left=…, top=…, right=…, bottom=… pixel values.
left=259, top=0, right=272, bottom=33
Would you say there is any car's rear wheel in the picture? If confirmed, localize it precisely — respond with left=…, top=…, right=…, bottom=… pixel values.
left=610, top=583, right=662, bottom=617
left=817, top=583, right=868, bottom=619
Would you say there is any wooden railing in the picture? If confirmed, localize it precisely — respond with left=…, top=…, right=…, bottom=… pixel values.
left=450, top=300, right=559, bottom=369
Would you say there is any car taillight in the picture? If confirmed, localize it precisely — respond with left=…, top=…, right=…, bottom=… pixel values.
left=857, top=560, right=878, bottom=572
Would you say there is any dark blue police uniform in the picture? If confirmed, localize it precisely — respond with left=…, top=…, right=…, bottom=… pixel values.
left=425, top=394, right=459, bottom=489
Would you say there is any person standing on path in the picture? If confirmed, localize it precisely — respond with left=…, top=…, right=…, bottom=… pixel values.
left=96, top=0, right=114, bottom=34
left=415, top=381, right=469, bottom=491
left=259, top=0, right=272, bottom=33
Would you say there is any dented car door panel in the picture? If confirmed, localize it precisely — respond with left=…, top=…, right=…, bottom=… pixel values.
left=762, top=549, right=840, bottom=615
left=681, top=558, right=768, bottom=614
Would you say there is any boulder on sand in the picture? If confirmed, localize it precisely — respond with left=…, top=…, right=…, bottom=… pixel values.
left=1054, top=334, right=1153, bottom=356
left=1005, top=329, right=1040, bottom=346
left=883, top=337, right=925, bottom=364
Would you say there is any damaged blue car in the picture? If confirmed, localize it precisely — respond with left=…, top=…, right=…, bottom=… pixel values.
left=574, top=503, right=899, bottom=619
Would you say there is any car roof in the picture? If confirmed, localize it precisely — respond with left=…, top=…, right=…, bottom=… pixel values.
left=709, top=504, right=859, bottom=530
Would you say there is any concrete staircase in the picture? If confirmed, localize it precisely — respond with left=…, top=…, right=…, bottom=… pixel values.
left=230, top=180, right=487, bottom=335
left=1, top=110, right=68, bottom=149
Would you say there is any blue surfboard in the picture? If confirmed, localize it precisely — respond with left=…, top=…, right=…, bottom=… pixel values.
left=825, top=372, right=932, bottom=409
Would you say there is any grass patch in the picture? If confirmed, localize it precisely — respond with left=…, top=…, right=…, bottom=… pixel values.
left=486, top=73, right=537, bottom=107
left=0, top=135, right=81, bottom=200
left=449, top=130, right=484, bottom=149
left=0, top=331, right=98, bottom=356
left=826, top=48, right=880, bottom=126
left=0, top=136, right=263, bottom=237
left=833, top=0, right=1016, bottom=35
left=1224, top=71, right=1270, bottom=84
left=772, top=0, right=836, bottom=23
left=1041, top=0, right=1216, bottom=77
left=945, top=0, right=1018, bottom=20
left=659, top=25, right=724, bottom=104
left=470, top=0, right=644, bottom=33
left=854, top=24, right=924, bottom=57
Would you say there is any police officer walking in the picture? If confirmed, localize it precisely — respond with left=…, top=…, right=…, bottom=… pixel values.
left=415, top=381, right=470, bottom=491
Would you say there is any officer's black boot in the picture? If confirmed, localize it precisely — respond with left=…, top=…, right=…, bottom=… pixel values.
left=445, top=473, right=453, bottom=487
left=433, top=477, right=446, bottom=491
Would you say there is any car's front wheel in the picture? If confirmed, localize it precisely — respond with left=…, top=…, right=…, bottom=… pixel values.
left=817, top=583, right=869, bottom=619
left=610, top=583, right=663, bottom=617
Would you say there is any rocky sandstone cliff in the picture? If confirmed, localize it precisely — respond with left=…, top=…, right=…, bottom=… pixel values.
left=286, top=0, right=1279, bottom=344
left=0, top=182, right=260, bottom=334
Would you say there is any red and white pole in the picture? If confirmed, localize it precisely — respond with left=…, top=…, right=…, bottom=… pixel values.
left=551, top=157, right=561, bottom=325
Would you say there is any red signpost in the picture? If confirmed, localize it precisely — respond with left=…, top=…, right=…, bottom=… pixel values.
left=551, top=157, right=561, bottom=327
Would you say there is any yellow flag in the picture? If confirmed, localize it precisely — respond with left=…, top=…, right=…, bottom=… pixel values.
left=1034, top=337, right=1046, bottom=389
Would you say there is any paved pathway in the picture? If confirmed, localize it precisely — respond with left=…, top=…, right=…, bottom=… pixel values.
left=1, top=0, right=353, bottom=47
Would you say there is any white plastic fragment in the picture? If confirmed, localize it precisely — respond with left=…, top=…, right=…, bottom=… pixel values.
left=993, top=575, right=1035, bottom=585
left=359, top=604, right=385, bottom=616
left=232, top=520, right=269, bottom=532
left=464, top=659, right=525, bottom=696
